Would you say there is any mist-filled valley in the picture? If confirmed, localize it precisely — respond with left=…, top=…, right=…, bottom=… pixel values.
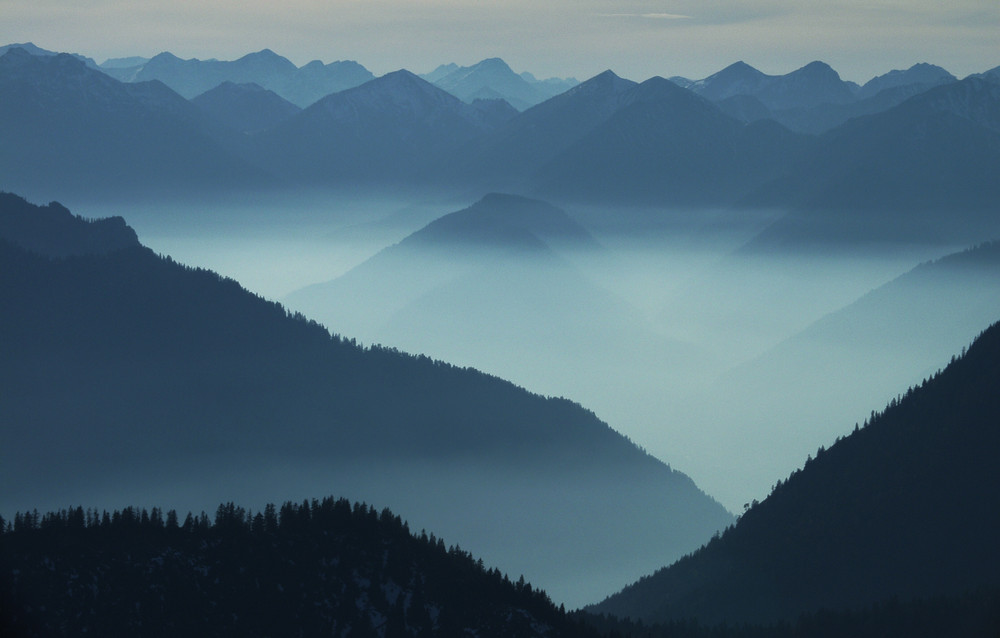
left=3, top=39, right=1000, bottom=636
left=70, top=190, right=1000, bottom=513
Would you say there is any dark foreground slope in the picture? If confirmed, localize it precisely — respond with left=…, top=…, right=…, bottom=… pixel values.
left=0, top=498, right=597, bottom=637
left=0, top=193, right=732, bottom=607
left=591, top=320, right=1000, bottom=624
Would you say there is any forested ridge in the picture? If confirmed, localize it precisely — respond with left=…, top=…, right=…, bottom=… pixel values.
left=0, top=498, right=596, bottom=637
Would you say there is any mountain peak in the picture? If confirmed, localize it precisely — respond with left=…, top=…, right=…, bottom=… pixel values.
left=408, top=193, right=597, bottom=252
left=474, top=57, right=513, bottom=71
left=794, top=60, right=841, bottom=79
left=566, top=69, right=633, bottom=98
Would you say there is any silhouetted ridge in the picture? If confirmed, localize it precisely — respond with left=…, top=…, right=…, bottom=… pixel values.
left=0, top=192, right=138, bottom=257
left=591, top=320, right=1000, bottom=624
left=1, top=497, right=599, bottom=637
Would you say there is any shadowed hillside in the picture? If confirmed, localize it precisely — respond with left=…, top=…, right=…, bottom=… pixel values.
left=591, top=319, right=1000, bottom=624
left=0, top=193, right=733, bottom=607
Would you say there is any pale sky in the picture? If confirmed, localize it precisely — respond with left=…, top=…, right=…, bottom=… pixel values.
left=2, top=0, right=998, bottom=84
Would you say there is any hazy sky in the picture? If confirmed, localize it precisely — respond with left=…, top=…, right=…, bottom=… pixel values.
left=2, top=0, right=998, bottom=83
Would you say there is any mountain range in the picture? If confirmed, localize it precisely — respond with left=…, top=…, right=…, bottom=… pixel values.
left=675, top=60, right=959, bottom=134
left=0, top=192, right=733, bottom=607
left=3, top=43, right=999, bottom=245
left=743, top=76, right=1000, bottom=246
left=99, top=48, right=374, bottom=108
left=0, top=47, right=270, bottom=201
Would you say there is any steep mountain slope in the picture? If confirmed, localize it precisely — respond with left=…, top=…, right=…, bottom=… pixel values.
left=590, top=319, right=1000, bottom=624
left=745, top=76, right=1000, bottom=246
left=1, top=499, right=598, bottom=637
left=250, top=70, right=497, bottom=185
left=192, top=81, right=301, bottom=133
left=0, top=48, right=269, bottom=201
left=0, top=193, right=733, bottom=607
left=531, top=77, right=809, bottom=205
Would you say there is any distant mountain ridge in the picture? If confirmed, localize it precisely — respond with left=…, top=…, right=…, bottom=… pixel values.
left=683, top=60, right=857, bottom=111
left=743, top=75, right=1000, bottom=245
left=248, top=69, right=503, bottom=184
left=428, top=58, right=575, bottom=110
left=3, top=42, right=1000, bottom=222
left=100, top=48, right=374, bottom=107
left=529, top=75, right=810, bottom=205
left=0, top=41, right=99, bottom=69
left=0, top=48, right=270, bottom=201
left=678, top=61, right=961, bottom=134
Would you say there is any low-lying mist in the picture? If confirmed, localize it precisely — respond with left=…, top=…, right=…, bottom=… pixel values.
left=73, top=190, right=997, bottom=519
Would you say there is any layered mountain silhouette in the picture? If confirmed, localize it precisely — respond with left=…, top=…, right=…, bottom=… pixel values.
left=422, top=58, right=577, bottom=110
left=590, top=318, right=1000, bottom=625
left=679, top=61, right=858, bottom=111
left=856, top=62, right=956, bottom=99
left=744, top=76, right=1000, bottom=245
left=429, top=58, right=561, bottom=110
left=2, top=498, right=599, bottom=637
left=192, top=81, right=302, bottom=133
left=678, top=61, right=959, bottom=134
left=0, top=193, right=733, bottom=607
left=249, top=70, right=506, bottom=185
left=101, top=48, right=374, bottom=107
left=529, top=76, right=809, bottom=204
left=3, top=42, right=999, bottom=222
left=0, top=48, right=269, bottom=200
left=451, top=70, right=639, bottom=189
left=0, top=41, right=99, bottom=69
